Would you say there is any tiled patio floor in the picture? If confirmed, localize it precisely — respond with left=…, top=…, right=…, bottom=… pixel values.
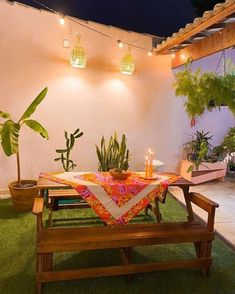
left=169, top=177, right=235, bottom=249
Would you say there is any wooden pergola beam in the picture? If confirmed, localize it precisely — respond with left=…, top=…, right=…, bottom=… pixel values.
left=155, top=2, right=235, bottom=55
left=171, top=22, right=235, bottom=68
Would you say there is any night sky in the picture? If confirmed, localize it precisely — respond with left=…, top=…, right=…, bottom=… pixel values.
left=13, top=0, right=198, bottom=37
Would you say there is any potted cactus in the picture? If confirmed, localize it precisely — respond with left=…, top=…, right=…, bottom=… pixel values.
left=96, top=133, right=130, bottom=180
left=0, top=87, right=49, bottom=211
left=54, top=129, right=84, bottom=171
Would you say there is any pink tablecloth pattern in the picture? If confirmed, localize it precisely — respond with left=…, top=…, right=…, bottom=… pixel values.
left=40, top=172, right=180, bottom=225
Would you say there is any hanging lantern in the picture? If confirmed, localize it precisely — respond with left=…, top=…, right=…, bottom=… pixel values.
left=120, top=47, right=134, bottom=75
left=70, top=36, right=86, bottom=69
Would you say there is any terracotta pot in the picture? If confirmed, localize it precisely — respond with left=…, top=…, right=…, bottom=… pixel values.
left=109, top=169, right=131, bottom=180
left=8, top=180, right=39, bottom=212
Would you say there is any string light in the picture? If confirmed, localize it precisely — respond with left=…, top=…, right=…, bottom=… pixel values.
left=171, top=53, right=176, bottom=58
left=117, top=40, right=123, bottom=48
left=32, top=0, right=153, bottom=55
left=120, top=47, right=135, bottom=75
left=180, top=53, right=186, bottom=60
left=59, top=16, right=65, bottom=25
left=148, top=51, right=152, bottom=56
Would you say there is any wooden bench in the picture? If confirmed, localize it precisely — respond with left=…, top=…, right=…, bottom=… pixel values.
left=47, top=189, right=90, bottom=227
left=33, top=192, right=219, bottom=294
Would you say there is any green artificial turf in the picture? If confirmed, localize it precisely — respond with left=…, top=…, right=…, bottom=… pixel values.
left=0, top=194, right=235, bottom=294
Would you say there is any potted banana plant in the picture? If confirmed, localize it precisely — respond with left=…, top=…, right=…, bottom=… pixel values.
left=0, top=87, right=49, bottom=211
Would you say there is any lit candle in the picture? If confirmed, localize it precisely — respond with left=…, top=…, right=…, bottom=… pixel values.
left=148, top=149, right=154, bottom=178
left=145, top=156, right=149, bottom=178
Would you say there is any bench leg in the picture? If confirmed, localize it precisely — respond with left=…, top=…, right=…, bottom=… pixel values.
left=199, top=241, right=211, bottom=277
left=35, top=281, right=42, bottom=294
left=36, top=253, right=43, bottom=294
left=204, top=241, right=212, bottom=276
left=42, top=253, right=53, bottom=271
left=36, top=253, right=53, bottom=294
left=120, top=247, right=133, bottom=282
left=194, top=241, right=201, bottom=258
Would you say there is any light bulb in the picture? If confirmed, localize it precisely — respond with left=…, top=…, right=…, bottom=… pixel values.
left=148, top=51, right=152, bottom=56
left=180, top=53, right=186, bottom=60
left=171, top=53, right=176, bottom=58
left=59, top=17, right=65, bottom=25
left=117, top=40, right=123, bottom=48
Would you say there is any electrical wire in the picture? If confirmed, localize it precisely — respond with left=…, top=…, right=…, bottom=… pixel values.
left=31, top=0, right=152, bottom=53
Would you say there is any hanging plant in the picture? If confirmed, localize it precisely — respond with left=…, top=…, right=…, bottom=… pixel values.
left=174, top=63, right=235, bottom=118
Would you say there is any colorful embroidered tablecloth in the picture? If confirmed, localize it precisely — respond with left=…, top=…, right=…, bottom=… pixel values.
left=40, top=172, right=180, bottom=225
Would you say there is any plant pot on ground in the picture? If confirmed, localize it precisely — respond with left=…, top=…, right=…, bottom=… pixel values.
left=0, top=88, right=49, bottom=212
left=9, top=180, right=38, bottom=212
left=96, top=132, right=130, bottom=180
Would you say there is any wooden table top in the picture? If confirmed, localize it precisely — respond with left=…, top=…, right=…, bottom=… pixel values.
left=37, top=172, right=194, bottom=189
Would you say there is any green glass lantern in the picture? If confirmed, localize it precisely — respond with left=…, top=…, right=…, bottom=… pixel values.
left=120, top=48, right=134, bottom=75
left=70, top=36, right=86, bottom=69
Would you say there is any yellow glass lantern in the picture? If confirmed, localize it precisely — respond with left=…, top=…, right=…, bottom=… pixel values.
left=70, top=36, right=86, bottom=68
left=120, top=47, right=134, bottom=75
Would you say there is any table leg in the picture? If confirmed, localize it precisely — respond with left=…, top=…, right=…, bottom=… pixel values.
left=144, top=200, right=161, bottom=223
left=154, top=198, right=162, bottom=222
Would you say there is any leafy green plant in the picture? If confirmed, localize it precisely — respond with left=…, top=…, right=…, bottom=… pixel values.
left=0, top=88, right=49, bottom=187
left=212, top=145, right=224, bottom=157
left=96, top=133, right=129, bottom=172
left=183, top=130, right=213, bottom=172
left=54, top=129, right=84, bottom=171
left=174, top=64, right=235, bottom=118
left=207, top=145, right=224, bottom=162
left=222, top=127, right=235, bottom=154
left=222, top=127, right=235, bottom=171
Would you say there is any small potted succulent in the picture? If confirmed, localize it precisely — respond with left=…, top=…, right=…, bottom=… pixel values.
left=96, top=133, right=130, bottom=180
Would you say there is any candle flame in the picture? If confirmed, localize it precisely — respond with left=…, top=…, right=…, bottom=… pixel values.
left=148, top=148, right=153, bottom=154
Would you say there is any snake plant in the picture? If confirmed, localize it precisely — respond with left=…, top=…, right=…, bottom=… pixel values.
left=96, top=133, right=129, bottom=172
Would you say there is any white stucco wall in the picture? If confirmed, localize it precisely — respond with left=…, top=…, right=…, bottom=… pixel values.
left=0, top=1, right=234, bottom=189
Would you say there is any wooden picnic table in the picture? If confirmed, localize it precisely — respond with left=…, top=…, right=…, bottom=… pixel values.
left=34, top=173, right=219, bottom=294
left=37, top=172, right=195, bottom=223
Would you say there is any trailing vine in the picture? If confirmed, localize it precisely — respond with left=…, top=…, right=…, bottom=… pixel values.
left=174, top=63, right=235, bottom=118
